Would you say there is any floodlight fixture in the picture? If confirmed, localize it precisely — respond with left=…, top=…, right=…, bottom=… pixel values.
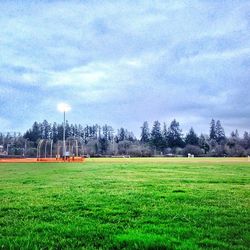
left=57, top=102, right=71, bottom=113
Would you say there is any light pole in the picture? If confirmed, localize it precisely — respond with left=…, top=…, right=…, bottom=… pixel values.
left=7, top=144, right=11, bottom=155
left=24, top=138, right=29, bottom=157
left=57, top=103, right=71, bottom=158
left=63, top=110, right=66, bottom=157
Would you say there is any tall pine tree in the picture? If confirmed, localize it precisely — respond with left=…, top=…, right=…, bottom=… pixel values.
left=166, top=120, right=184, bottom=148
left=140, top=121, right=150, bottom=143
left=185, top=127, right=199, bottom=145
left=162, top=122, right=168, bottom=148
left=150, top=121, right=163, bottom=150
left=209, top=119, right=216, bottom=140
left=215, top=120, right=225, bottom=144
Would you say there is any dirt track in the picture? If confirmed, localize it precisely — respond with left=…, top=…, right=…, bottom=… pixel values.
left=0, top=157, right=85, bottom=163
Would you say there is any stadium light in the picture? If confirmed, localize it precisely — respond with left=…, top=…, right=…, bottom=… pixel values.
left=57, top=102, right=71, bottom=158
left=57, top=102, right=71, bottom=113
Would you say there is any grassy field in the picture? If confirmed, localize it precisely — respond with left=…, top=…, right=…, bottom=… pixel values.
left=0, top=158, right=249, bottom=249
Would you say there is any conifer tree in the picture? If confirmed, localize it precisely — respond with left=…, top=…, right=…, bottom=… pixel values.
left=215, top=120, right=225, bottom=144
left=209, top=119, right=216, bottom=140
left=199, top=134, right=210, bottom=154
left=140, top=121, right=150, bottom=143
left=166, top=119, right=184, bottom=148
left=162, top=122, right=168, bottom=147
left=150, top=120, right=163, bottom=149
left=185, top=127, right=199, bottom=145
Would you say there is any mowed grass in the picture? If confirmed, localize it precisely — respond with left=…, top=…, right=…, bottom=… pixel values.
left=0, top=158, right=249, bottom=250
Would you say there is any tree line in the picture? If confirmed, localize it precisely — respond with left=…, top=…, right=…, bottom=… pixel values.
left=0, top=119, right=250, bottom=157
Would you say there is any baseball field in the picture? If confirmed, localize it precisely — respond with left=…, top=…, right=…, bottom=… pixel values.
left=0, top=158, right=249, bottom=249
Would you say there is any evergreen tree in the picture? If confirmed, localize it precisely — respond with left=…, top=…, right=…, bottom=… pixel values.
left=99, top=137, right=108, bottom=154
left=227, top=130, right=239, bottom=149
left=243, top=131, right=250, bottom=149
left=69, top=124, right=75, bottom=137
left=52, top=122, right=58, bottom=142
left=166, top=119, right=184, bottom=148
left=209, top=119, right=216, bottom=140
left=162, top=122, right=168, bottom=147
left=85, top=125, right=90, bottom=140
left=93, top=124, right=99, bottom=139
left=57, top=124, right=63, bottom=141
left=215, top=120, right=225, bottom=144
left=185, top=127, right=199, bottom=145
left=140, top=121, right=150, bottom=143
left=77, top=124, right=84, bottom=138
left=199, top=134, right=210, bottom=154
left=41, top=120, right=51, bottom=139
left=150, top=120, right=163, bottom=149
left=33, top=122, right=41, bottom=141
left=127, top=131, right=135, bottom=142
left=118, top=128, right=126, bottom=142
left=107, top=126, right=114, bottom=141
left=73, top=124, right=78, bottom=137
left=102, top=124, right=109, bottom=141
left=65, top=120, right=71, bottom=139
left=24, top=121, right=41, bottom=143
left=231, top=129, right=239, bottom=138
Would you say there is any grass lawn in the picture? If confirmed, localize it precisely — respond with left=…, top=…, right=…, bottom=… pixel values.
left=0, top=158, right=249, bottom=249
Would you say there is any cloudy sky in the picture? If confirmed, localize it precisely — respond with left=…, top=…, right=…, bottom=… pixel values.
left=0, top=0, right=250, bottom=136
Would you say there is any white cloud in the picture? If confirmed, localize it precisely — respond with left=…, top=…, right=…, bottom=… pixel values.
left=48, top=65, right=108, bottom=87
left=123, top=59, right=143, bottom=68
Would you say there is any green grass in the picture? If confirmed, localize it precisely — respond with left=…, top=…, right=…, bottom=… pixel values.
left=0, top=158, right=249, bottom=249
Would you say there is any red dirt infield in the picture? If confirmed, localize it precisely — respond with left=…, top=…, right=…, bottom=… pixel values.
left=0, top=157, right=85, bottom=163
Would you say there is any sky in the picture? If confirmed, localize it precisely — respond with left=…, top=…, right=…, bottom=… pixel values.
left=0, top=0, right=250, bottom=137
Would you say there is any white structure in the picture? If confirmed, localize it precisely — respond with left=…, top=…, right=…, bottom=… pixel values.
left=56, top=137, right=84, bottom=158
left=37, top=139, right=53, bottom=158
left=188, top=153, right=194, bottom=158
left=37, top=137, right=84, bottom=159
